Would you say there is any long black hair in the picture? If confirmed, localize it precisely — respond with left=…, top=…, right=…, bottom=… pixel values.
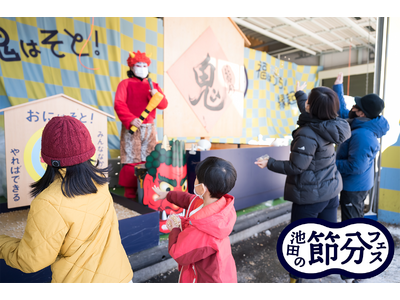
left=30, top=159, right=112, bottom=198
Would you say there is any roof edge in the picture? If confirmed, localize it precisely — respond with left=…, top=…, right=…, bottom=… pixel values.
left=0, top=94, right=115, bottom=119
left=228, top=17, right=251, bottom=47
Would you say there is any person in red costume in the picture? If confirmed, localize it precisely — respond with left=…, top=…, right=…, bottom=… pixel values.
left=114, top=51, right=168, bottom=199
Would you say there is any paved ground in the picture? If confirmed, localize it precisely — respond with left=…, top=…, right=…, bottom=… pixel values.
left=144, top=220, right=400, bottom=283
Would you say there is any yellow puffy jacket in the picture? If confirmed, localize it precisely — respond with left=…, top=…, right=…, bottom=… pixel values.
left=0, top=170, right=133, bottom=283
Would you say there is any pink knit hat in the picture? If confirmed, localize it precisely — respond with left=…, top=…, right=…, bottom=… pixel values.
left=41, top=116, right=95, bottom=167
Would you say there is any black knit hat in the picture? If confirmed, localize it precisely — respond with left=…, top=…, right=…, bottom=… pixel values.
left=354, top=94, right=384, bottom=119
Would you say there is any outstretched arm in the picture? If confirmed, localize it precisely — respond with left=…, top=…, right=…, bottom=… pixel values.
left=152, top=186, right=194, bottom=210
left=295, top=81, right=308, bottom=113
left=0, top=199, right=68, bottom=273
left=266, top=135, right=318, bottom=176
left=332, top=73, right=350, bottom=119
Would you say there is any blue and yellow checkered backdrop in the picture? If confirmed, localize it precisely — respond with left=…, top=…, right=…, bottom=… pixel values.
left=1, top=18, right=323, bottom=157
left=0, top=17, right=164, bottom=159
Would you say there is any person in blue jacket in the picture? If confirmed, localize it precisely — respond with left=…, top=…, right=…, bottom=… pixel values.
left=333, top=73, right=390, bottom=284
left=333, top=73, right=390, bottom=222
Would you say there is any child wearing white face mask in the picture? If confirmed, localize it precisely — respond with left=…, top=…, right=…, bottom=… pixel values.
left=152, top=156, right=238, bottom=283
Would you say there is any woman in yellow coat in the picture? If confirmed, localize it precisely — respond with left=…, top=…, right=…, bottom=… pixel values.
left=0, top=116, right=133, bottom=283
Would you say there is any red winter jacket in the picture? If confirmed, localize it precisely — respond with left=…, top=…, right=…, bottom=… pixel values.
left=114, top=77, right=168, bottom=130
left=166, top=191, right=237, bottom=283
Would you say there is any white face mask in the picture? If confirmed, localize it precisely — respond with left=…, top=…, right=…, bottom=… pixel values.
left=132, top=62, right=149, bottom=78
left=194, top=183, right=207, bottom=199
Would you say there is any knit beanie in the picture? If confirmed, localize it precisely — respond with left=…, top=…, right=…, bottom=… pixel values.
left=354, top=94, right=385, bottom=119
left=41, top=116, right=95, bottom=168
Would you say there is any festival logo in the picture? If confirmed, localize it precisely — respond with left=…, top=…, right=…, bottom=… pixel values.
left=277, top=218, right=395, bottom=280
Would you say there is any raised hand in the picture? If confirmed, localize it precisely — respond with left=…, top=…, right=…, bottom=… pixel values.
left=152, top=185, right=168, bottom=201
left=335, top=72, right=343, bottom=85
left=296, top=81, right=307, bottom=92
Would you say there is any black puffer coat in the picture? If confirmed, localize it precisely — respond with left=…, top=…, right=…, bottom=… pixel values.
left=267, top=91, right=351, bottom=205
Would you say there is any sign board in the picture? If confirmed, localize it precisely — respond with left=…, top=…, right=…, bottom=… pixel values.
left=0, top=94, right=114, bottom=209
left=164, top=17, right=245, bottom=137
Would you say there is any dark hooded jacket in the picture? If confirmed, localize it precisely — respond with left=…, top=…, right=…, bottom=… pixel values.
left=333, top=83, right=390, bottom=191
left=267, top=90, right=351, bottom=205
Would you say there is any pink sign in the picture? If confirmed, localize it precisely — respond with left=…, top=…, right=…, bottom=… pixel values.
left=167, top=27, right=238, bottom=132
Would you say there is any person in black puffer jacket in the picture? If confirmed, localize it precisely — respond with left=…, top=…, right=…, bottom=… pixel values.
left=255, top=82, right=351, bottom=282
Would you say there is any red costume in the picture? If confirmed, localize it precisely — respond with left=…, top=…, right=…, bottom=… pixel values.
left=114, top=77, right=167, bottom=130
left=114, top=51, right=168, bottom=198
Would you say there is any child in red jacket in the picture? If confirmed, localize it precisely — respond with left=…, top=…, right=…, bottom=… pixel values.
left=152, top=156, right=238, bottom=283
